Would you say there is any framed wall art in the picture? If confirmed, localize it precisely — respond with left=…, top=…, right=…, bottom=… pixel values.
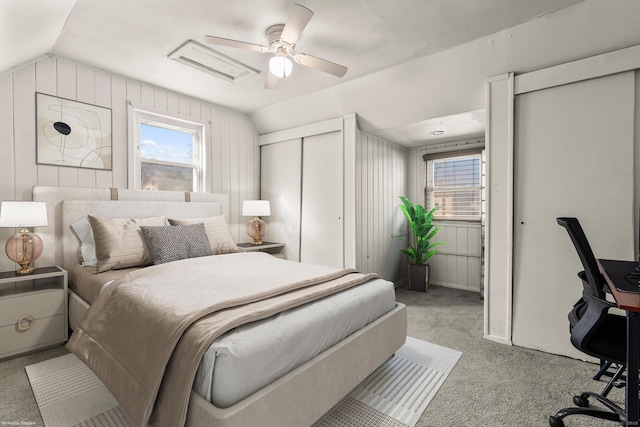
left=36, top=92, right=113, bottom=170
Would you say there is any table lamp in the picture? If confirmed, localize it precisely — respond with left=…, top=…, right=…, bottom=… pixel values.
left=242, top=200, right=270, bottom=245
left=0, top=201, right=48, bottom=274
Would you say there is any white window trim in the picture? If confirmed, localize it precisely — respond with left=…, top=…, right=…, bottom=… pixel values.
left=425, top=150, right=483, bottom=221
left=127, top=102, right=207, bottom=192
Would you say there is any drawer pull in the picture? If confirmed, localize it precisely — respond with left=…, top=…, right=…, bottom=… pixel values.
left=16, top=315, right=35, bottom=332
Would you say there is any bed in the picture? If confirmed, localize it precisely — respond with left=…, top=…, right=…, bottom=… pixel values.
left=32, top=185, right=407, bottom=427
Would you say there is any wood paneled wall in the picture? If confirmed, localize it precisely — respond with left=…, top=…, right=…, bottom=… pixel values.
left=355, top=131, right=408, bottom=283
left=431, top=222, right=482, bottom=291
left=0, top=55, right=259, bottom=270
left=405, top=139, right=486, bottom=292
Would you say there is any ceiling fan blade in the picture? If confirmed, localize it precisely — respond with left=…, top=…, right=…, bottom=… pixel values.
left=280, top=4, right=314, bottom=45
left=294, top=53, right=348, bottom=78
left=204, top=35, right=269, bottom=53
left=265, top=72, right=281, bottom=90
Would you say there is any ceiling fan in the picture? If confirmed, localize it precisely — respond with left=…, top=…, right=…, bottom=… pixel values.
left=204, top=3, right=348, bottom=89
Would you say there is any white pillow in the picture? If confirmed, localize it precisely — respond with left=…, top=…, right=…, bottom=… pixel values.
left=70, top=216, right=98, bottom=267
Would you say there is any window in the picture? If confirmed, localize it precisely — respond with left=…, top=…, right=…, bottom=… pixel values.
left=130, top=107, right=206, bottom=192
left=425, top=150, right=483, bottom=220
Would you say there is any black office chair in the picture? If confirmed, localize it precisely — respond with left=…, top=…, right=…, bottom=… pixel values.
left=549, top=217, right=628, bottom=427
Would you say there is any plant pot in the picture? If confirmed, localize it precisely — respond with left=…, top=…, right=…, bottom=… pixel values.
left=408, top=263, right=430, bottom=292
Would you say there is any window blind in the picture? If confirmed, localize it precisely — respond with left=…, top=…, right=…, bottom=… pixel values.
left=424, top=149, right=482, bottom=220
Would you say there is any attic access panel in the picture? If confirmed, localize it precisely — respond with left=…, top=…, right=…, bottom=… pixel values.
left=168, top=40, right=260, bottom=83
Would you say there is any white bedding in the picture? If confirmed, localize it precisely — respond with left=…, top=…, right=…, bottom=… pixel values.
left=194, top=277, right=396, bottom=408
left=73, top=259, right=396, bottom=410
left=38, top=186, right=407, bottom=427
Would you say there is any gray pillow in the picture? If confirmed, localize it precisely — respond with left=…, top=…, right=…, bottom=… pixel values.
left=140, top=223, right=213, bottom=265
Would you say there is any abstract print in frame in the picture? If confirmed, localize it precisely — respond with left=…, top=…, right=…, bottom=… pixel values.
left=36, top=92, right=113, bottom=170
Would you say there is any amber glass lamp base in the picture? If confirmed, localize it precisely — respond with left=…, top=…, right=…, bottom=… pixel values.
left=6, top=229, right=43, bottom=275
left=245, top=217, right=267, bottom=245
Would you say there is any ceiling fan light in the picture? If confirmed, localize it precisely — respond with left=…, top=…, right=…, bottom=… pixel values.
left=269, top=56, right=293, bottom=78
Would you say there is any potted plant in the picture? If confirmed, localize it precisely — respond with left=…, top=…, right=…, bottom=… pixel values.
left=397, top=196, right=443, bottom=292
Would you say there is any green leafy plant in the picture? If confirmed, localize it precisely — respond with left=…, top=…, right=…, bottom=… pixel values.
left=397, top=196, right=443, bottom=265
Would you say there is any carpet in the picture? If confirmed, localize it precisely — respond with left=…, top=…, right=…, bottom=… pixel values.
left=26, top=336, right=461, bottom=427
left=314, top=337, right=462, bottom=426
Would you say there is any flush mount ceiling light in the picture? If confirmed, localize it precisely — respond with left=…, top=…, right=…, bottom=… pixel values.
left=168, top=40, right=260, bottom=84
left=430, top=130, right=445, bottom=136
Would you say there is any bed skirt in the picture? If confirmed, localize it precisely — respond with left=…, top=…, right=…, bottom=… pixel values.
left=68, top=290, right=90, bottom=331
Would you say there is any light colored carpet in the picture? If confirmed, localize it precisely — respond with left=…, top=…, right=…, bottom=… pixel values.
left=315, top=337, right=462, bottom=426
left=26, top=336, right=461, bottom=427
left=25, top=353, right=132, bottom=427
left=4, top=285, right=624, bottom=426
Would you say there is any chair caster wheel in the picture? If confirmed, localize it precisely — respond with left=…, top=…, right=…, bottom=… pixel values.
left=573, top=394, right=589, bottom=407
left=549, top=415, right=565, bottom=427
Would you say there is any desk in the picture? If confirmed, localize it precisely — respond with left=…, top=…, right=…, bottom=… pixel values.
left=598, top=259, right=640, bottom=426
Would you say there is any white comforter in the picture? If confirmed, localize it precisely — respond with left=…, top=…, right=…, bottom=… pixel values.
left=67, top=252, right=380, bottom=427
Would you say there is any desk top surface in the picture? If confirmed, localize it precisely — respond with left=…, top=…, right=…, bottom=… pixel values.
left=598, top=259, right=640, bottom=312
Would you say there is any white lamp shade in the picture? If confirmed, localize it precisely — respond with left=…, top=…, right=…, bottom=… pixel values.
left=242, top=200, right=271, bottom=217
left=269, top=56, right=293, bottom=78
left=0, top=201, right=48, bottom=228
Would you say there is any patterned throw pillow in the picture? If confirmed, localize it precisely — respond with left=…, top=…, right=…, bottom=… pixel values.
left=140, top=223, right=213, bottom=265
left=168, top=215, right=239, bottom=254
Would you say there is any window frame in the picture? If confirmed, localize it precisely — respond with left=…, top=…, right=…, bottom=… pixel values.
left=128, top=104, right=207, bottom=192
left=424, top=149, right=483, bottom=221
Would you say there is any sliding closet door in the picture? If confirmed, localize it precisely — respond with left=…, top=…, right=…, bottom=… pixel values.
left=300, top=132, right=344, bottom=268
left=512, top=71, right=635, bottom=357
left=260, top=139, right=302, bottom=262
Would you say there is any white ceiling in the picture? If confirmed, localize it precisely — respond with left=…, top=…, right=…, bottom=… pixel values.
left=368, top=109, right=486, bottom=146
left=2, top=0, right=586, bottom=146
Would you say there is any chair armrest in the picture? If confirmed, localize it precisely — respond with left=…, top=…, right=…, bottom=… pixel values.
left=570, top=293, right=617, bottom=353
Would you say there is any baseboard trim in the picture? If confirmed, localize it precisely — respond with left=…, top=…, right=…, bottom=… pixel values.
left=483, top=334, right=512, bottom=346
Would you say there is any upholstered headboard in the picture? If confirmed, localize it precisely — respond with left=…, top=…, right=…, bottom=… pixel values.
left=32, top=186, right=230, bottom=272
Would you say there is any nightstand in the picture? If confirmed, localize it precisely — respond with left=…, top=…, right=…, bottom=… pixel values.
left=0, top=266, right=68, bottom=360
left=237, top=242, right=285, bottom=258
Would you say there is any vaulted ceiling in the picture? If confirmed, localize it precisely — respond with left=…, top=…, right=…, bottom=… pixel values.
left=2, top=0, right=586, bottom=145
